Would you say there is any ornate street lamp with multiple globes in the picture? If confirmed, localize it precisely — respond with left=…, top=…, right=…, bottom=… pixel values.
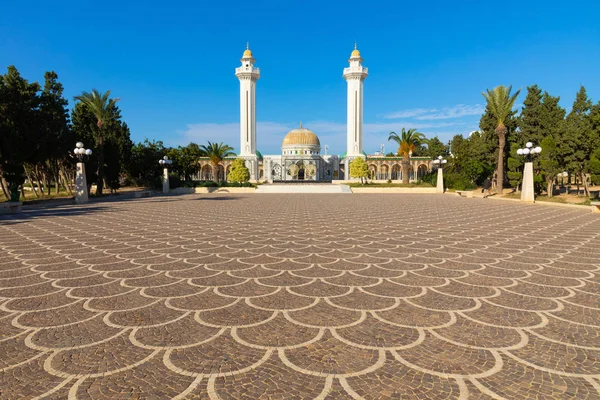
left=73, top=142, right=92, bottom=204
left=74, top=142, right=93, bottom=160
left=159, top=156, right=173, bottom=194
left=516, top=142, right=542, bottom=160
left=517, top=142, right=542, bottom=203
left=432, top=155, right=447, bottom=193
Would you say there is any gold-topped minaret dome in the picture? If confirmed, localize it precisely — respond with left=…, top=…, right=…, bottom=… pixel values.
left=350, top=43, right=361, bottom=58
left=242, top=42, right=253, bottom=58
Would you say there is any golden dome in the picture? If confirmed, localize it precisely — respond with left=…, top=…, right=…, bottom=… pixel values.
left=243, top=49, right=253, bottom=58
left=282, top=125, right=321, bottom=147
left=351, top=48, right=361, bottom=58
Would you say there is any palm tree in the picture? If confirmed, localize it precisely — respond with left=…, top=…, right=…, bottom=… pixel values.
left=482, top=85, right=520, bottom=193
left=199, top=141, right=235, bottom=181
left=73, top=89, right=119, bottom=195
left=388, top=128, right=425, bottom=184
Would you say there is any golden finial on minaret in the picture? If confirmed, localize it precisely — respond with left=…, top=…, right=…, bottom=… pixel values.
left=351, top=42, right=361, bottom=58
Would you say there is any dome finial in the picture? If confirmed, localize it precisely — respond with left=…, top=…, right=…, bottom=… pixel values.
left=246, top=41, right=249, bottom=50
left=242, top=43, right=253, bottom=58
left=300, top=121, right=303, bottom=128
left=350, top=43, right=361, bottom=58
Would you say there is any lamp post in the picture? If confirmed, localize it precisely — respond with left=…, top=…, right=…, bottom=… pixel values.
left=516, top=142, right=542, bottom=203
left=73, top=142, right=92, bottom=204
left=159, top=156, right=173, bottom=193
left=432, top=155, right=447, bottom=193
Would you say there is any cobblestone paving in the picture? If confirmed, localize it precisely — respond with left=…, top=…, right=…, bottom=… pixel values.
left=1, top=194, right=600, bottom=399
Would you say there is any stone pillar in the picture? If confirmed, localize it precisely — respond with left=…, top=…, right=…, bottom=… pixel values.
left=163, top=168, right=169, bottom=194
left=75, top=162, right=88, bottom=204
left=344, top=159, right=349, bottom=180
left=436, top=167, right=444, bottom=194
left=521, top=162, right=534, bottom=202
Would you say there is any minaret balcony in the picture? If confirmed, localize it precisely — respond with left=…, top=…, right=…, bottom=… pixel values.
left=343, top=67, right=368, bottom=75
left=236, top=67, right=260, bottom=74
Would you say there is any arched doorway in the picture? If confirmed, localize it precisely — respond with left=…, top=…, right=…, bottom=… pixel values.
left=201, top=164, right=212, bottom=181
left=391, top=164, right=401, bottom=181
left=297, top=161, right=305, bottom=180
left=215, top=165, right=225, bottom=181
left=369, top=164, right=377, bottom=180
left=380, top=165, right=390, bottom=180
left=417, top=164, right=428, bottom=181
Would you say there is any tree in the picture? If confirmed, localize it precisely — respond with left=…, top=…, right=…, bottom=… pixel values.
left=388, top=128, right=425, bottom=184
left=228, top=158, right=250, bottom=183
left=518, top=85, right=545, bottom=145
left=482, top=85, right=521, bottom=193
left=0, top=66, right=40, bottom=201
left=128, top=139, right=166, bottom=188
left=590, top=146, right=600, bottom=187
left=539, top=136, right=561, bottom=197
left=563, top=86, right=595, bottom=196
left=103, top=121, right=132, bottom=192
left=349, top=157, right=369, bottom=183
left=167, top=143, right=203, bottom=181
left=421, top=136, right=448, bottom=158
left=507, top=143, right=524, bottom=191
left=38, top=71, right=72, bottom=195
left=199, top=141, right=235, bottom=181
left=73, top=89, right=120, bottom=195
left=539, top=92, right=566, bottom=170
left=589, top=102, right=600, bottom=187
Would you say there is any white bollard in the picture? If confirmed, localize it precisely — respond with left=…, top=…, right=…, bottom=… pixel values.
left=436, top=168, right=444, bottom=193
left=163, top=168, right=170, bottom=194
left=521, top=162, right=534, bottom=203
left=75, top=162, right=89, bottom=204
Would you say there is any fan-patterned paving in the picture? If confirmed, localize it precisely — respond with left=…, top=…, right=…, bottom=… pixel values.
left=1, top=194, right=600, bottom=399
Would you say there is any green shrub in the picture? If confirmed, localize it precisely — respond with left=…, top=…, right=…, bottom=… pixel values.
left=168, top=173, right=182, bottom=189
left=228, top=158, right=250, bottom=183
left=444, top=172, right=476, bottom=190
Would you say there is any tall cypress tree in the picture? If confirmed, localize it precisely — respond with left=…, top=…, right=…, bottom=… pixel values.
left=563, top=86, right=593, bottom=196
left=518, top=85, right=544, bottom=146
left=0, top=66, right=40, bottom=200
left=39, top=71, right=72, bottom=194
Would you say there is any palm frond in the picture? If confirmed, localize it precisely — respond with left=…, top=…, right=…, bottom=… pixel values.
left=482, top=85, right=521, bottom=126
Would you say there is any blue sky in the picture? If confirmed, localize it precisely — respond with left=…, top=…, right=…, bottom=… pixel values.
left=1, top=0, right=599, bottom=155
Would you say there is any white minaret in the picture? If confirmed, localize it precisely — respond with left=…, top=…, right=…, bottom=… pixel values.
left=343, top=44, right=368, bottom=179
left=235, top=44, right=260, bottom=180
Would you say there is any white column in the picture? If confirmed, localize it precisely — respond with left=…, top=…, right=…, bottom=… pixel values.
left=521, top=162, right=534, bottom=202
left=163, top=168, right=169, bottom=193
left=75, top=162, right=88, bottom=204
left=343, top=47, right=368, bottom=158
left=436, top=167, right=444, bottom=193
left=236, top=47, right=260, bottom=181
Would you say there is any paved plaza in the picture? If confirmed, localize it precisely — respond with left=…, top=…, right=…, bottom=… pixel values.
left=1, top=194, right=600, bottom=399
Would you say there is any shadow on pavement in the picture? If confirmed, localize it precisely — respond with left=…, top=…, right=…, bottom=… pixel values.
left=0, top=205, right=111, bottom=225
left=193, top=196, right=240, bottom=201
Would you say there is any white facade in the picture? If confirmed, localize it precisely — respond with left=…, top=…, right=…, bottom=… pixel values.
left=235, top=47, right=260, bottom=180
left=343, top=47, right=368, bottom=179
left=343, top=48, right=368, bottom=156
left=230, top=45, right=366, bottom=182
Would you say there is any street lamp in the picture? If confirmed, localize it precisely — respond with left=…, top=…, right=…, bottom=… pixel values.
left=516, top=142, right=542, bottom=202
left=73, top=142, right=92, bottom=204
left=432, top=155, right=447, bottom=193
left=158, top=155, right=173, bottom=193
